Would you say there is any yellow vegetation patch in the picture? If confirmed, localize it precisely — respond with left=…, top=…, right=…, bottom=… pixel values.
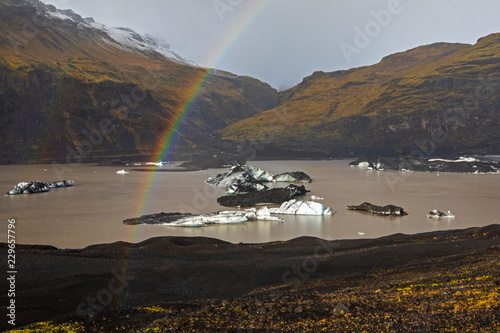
left=8, top=321, right=84, bottom=333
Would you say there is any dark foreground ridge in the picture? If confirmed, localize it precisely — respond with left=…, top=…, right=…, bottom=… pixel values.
left=1, top=225, right=499, bottom=332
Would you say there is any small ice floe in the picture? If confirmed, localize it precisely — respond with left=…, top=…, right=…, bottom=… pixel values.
left=311, top=195, right=324, bottom=201
left=116, top=170, right=129, bottom=174
left=146, top=161, right=169, bottom=166
left=426, top=209, right=455, bottom=219
left=357, top=232, right=366, bottom=236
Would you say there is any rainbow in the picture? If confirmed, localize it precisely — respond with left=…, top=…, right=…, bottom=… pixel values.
left=120, top=1, right=272, bottom=307
left=134, top=0, right=272, bottom=219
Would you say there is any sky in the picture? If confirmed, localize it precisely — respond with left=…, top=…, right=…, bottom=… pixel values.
left=41, top=0, right=500, bottom=90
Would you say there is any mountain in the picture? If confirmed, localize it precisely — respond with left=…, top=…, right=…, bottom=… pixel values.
left=220, top=34, right=500, bottom=158
left=0, top=0, right=278, bottom=163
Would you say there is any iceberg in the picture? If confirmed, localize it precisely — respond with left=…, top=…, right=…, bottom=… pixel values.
left=126, top=208, right=283, bottom=227
left=206, top=166, right=268, bottom=194
left=269, top=199, right=334, bottom=216
left=245, top=166, right=274, bottom=182
left=426, top=209, right=455, bottom=218
left=167, top=211, right=249, bottom=227
left=206, top=165, right=313, bottom=194
left=273, top=171, right=312, bottom=183
left=7, top=180, right=74, bottom=195
left=116, top=170, right=129, bottom=174
left=347, top=202, right=408, bottom=216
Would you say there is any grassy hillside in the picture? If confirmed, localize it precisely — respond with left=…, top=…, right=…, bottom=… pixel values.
left=220, top=34, right=500, bottom=157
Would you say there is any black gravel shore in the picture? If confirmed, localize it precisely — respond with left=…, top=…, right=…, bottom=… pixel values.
left=1, top=225, right=499, bottom=332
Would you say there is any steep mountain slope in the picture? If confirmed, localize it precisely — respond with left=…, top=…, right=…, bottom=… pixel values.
left=0, top=0, right=278, bottom=163
left=221, top=35, right=500, bottom=157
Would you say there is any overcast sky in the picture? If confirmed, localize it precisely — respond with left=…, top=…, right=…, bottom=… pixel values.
left=41, top=0, right=500, bottom=90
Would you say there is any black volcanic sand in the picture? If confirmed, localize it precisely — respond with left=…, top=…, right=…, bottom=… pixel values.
left=1, top=225, right=500, bottom=332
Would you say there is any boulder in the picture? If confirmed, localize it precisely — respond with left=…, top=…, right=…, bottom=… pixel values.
left=333, top=302, right=349, bottom=315
left=269, top=199, right=334, bottom=215
left=347, top=202, right=408, bottom=216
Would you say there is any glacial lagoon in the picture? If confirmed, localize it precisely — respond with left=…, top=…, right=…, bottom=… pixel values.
left=1, top=160, right=499, bottom=249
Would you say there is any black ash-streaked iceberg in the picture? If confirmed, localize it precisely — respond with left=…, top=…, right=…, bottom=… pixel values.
left=426, top=209, right=455, bottom=218
left=206, top=165, right=313, bottom=194
left=273, top=171, right=312, bottom=183
left=347, top=202, right=408, bottom=216
left=7, top=180, right=74, bottom=195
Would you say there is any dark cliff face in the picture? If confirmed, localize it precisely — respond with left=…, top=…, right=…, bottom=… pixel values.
left=0, top=65, right=279, bottom=164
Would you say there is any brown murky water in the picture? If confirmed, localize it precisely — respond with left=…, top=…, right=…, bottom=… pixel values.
left=1, top=160, right=499, bottom=248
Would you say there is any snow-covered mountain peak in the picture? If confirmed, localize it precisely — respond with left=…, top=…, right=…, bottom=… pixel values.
left=21, top=0, right=197, bottom=66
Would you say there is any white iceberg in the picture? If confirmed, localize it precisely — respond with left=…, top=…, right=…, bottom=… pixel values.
left=269, top=199, right=334, bottom=216
left=311, top=195, right=324, bottom=200
left=162, top=208, right=283, bottom=227
left=116, top=170, right=129, bottom=174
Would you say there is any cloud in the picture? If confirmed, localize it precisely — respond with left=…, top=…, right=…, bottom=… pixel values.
left=41, top=0, right=500, bottom=89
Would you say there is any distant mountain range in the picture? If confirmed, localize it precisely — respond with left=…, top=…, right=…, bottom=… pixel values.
left=221, top=35, right=500, bottom=158
left=0, top=0, right=499, bottom=164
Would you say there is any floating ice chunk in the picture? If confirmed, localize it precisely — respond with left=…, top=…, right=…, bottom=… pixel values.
left=311, top=195, right=324, bottom=200
left=245, top=166, right=274, bottom=182
left=255, top=206, right=283, bottom=221
left=426, top=209, right=455, bottom=218
left=146, top=162, right=168, bottom=166
left=116, top=170, right=129, bottom=174
left=358, top=232, right=366, bottom=236
left=269, top=199, right=334, bottom=216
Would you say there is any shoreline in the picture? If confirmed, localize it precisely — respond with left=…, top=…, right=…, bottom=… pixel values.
left=1, top=224, right=499, bottom=331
